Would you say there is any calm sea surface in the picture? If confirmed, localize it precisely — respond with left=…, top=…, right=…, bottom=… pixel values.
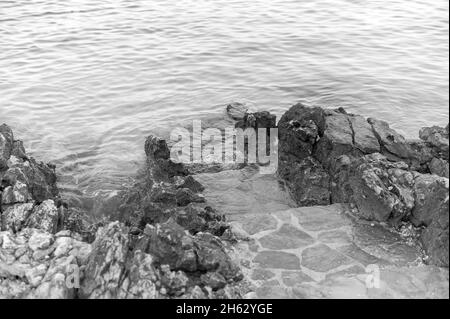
left=1, top=0, right=448, bottom=206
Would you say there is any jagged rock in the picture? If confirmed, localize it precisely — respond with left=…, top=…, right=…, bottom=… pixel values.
left=174, top=175, right=205, bottom=193
left=411, top=174, right=449, bottom=265
left=368, top=118, right=414, bottom=161
left=175, top=188, right=205, bottom=206
left=411, top=175, right=448, bottom=227
left=419, top=125, right=449, bottom=160
left=27, top=200, right=61, bottom=234
left=1, top=203, right=34, bottom=232
left=236, top=111, right=276, bottom=130
left=421, top=199, right=449, bottom=267
left=1, top=181, right=32, bottom=205
left=278, top=104, right=322, bottom=160
left=314, top=109, right=361, bottom=167
left=139, top=219, right=197, bottom=272
left=226, top=102, right=248, bottom=121
left=349, top=153, right=415, bottom=225
left=429, top=157, right=449, bottom=178
left=279, top=155, right=330, bottom=206
left=194, top=232, right=242, bottom=281
left=0, top=124, right=14, bottom=170
left=0, top=228, right=91, bottom=299
left=145, top=135, right=188, bottom=181
left=80, top=222, right=133, bottom=298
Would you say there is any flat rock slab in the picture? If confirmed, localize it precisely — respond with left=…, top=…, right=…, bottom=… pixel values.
left=292, top=205, right=350, bottom=231
left=253, top=251, right=301, bottom=270
left=237, top=214, right=278, bottom=235
left=259, top=224, right=315, bottom=250
left=301, top=244, right=353, bottom=272
left=281, top=271, right=315, bottom=286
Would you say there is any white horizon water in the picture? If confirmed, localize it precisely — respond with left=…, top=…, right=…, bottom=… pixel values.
left=0, top=0, right=448, bottom=208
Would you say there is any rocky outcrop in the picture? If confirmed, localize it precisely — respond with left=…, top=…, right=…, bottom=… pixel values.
left=278, top=103, right=449, bottom=267
left=0, top=124, right=64, bottom=234
left=0, top=228, right=91, bottom=298
left=1, top=125, right=243, bottom=299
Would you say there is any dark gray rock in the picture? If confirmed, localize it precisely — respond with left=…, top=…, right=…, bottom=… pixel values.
left=279, top=155, right=330, bottom=206
left=368, top=118, right=414, bottom=161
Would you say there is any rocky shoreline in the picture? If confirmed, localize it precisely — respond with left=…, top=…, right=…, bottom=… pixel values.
left=0, top=102, right=448, bottom=299
left=277, top=103, right=449, bottom=267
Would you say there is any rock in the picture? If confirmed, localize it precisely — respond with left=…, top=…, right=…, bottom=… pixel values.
left=279, top=156, right=330, bottom=206
left=314, top=109, right=360, bottom=167
left=1, top=203, right=34, bottom=232
left=27, top=200, right=61, bottom=234
left=278, top=103, right=323, bottom=161
left=429, top=157, right=449, bottom=178
left=421, top=198, right=449, bottom=267
left=348, top=115, right=381, bottom=154
left=145, top=135, right=188, bottom=180
left=368, top=118, right=413, bottom=161
left=419, top=125, right=449, bottom=160
left=174, top=175, right=205, bottom=193
left=301, top=244, right=352, bottom=272
left=236, top=111, right=276, bottom=130
left=349, top=153, right=415, bottom=225
left=80, top=222, right=131, bottom=298
left=28, top=231, right=54, bottom=251
left=0, top=124, right=14, bottom=170
left=200, top=272, right=227, bottom=291
left=226, top=102, right=248, bottom=121
left=1, top=181, right=32, bottom=205
left=194, top=232, right=242, bottom=281
left=1, top=158, right=58, bottom=204
left=141, top=219, right=197, bottom=272
left=253, top=251, right=301, bottom=270
left=411, top=174, right=449, bottom=227
left=175, top=188, right=205, bottom=206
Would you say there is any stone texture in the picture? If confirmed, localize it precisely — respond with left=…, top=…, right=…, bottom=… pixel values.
left=259, top=224, right=315, bottom=250
left=301, top=244, right=352, bottom=272
left=253, top=251, right=301, bottom=270
left=239, top=214, right=278, bottom=235
left=281, top=271, right=314, bottom=286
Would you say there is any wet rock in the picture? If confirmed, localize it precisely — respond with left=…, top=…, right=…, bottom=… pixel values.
left=145, top=135, right=189, bottom=181
left=174, top=175, right=205, bottom=193
left=236, top=111, right=276, bottom=130
left=175, top=188, right=205, bottom=206
left=226, top=102, right=248, bottom=121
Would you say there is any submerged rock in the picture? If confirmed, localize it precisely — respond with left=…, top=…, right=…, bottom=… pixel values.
left=226, top=102, right=248, bottom=121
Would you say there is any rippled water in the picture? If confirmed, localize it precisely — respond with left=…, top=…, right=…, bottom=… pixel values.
left=1, top=0, right=448, bottom=205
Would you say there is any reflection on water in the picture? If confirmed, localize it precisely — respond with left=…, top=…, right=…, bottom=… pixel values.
left=0, top=0, right=448, bottom=207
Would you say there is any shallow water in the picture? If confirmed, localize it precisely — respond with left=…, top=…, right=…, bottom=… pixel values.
left=0, top=0, right=448, bottom=205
